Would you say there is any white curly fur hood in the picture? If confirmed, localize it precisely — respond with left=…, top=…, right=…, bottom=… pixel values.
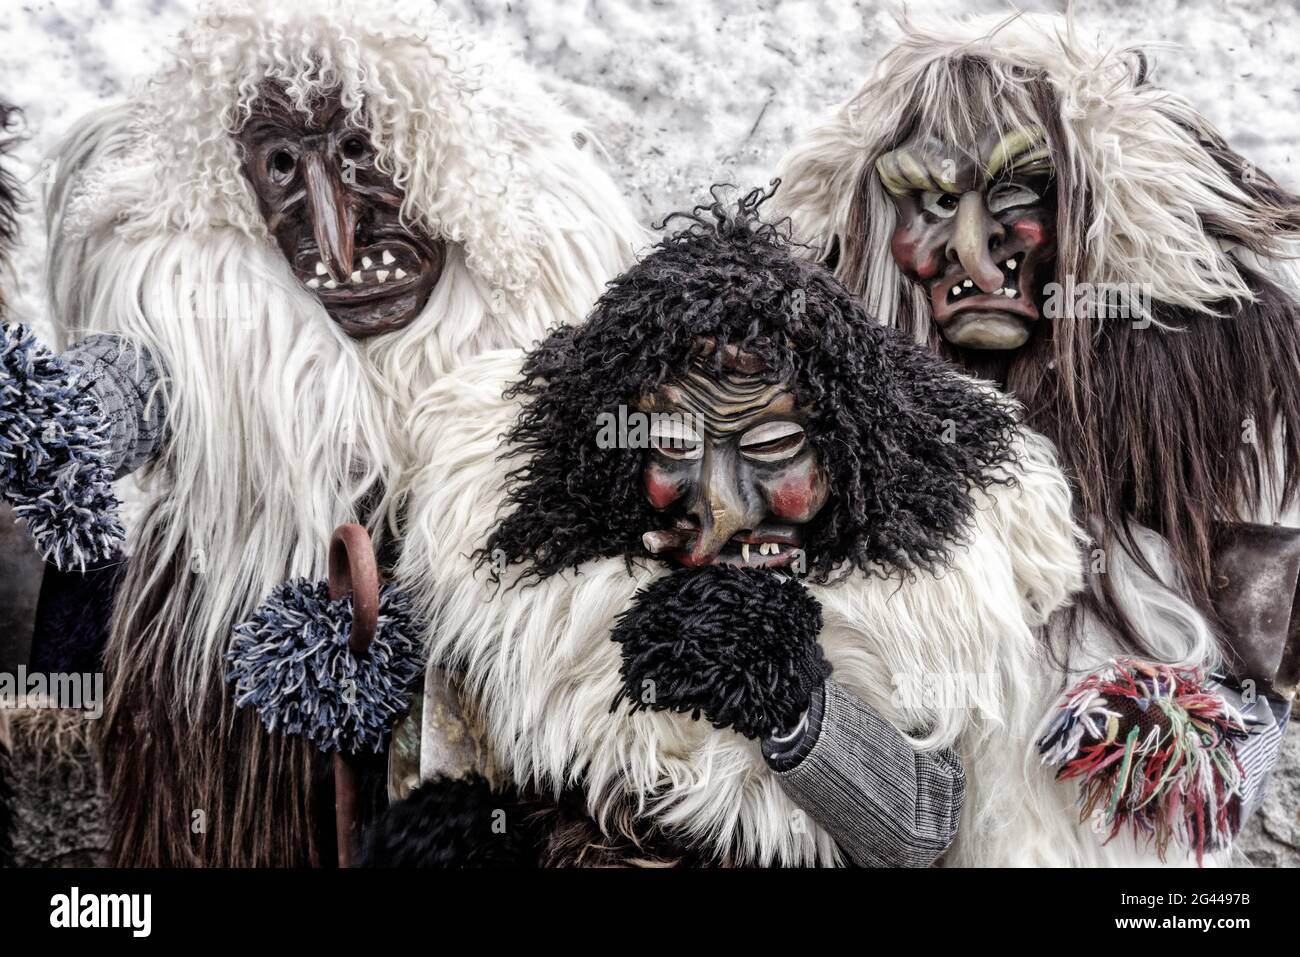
left=41, top=0, right=645, bottom=713
left=51, top=0, right=644, bottom=298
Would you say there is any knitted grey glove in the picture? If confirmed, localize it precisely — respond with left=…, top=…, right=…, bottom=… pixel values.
left=61, top=333, right=167, bottom=477
left=1, top=324, right=165, bottom=567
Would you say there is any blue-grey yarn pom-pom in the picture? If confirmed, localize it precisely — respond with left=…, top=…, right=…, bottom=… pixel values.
left=226, top=579, right=424, bottom=754
left=0, top=323, right=124, bottom=569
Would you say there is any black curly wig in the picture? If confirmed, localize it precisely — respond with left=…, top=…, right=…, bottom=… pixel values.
left=484, top=183, right=1020, bottom=583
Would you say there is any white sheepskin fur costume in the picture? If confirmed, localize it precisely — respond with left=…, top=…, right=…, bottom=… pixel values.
left=395, top=349, right=1215, bottom=867
left=39, top=0, right=644, bottom=866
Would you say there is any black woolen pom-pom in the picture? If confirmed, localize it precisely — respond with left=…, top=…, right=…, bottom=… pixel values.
left=610, top=565, right=829, bottom=739
left=0, top=323, right=124, bottom=569
left=226, top=579, right=423, bottom=755
left=359, top=775, right=540, bottom=868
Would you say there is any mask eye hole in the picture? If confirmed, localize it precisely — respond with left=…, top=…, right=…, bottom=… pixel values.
left=649, top=417, right=704, bottom=461
left=921, top=190, right=960, bottom=219
left=341, top=135, right=370, bottom=162
left=739, top=421, right=806, bottom=462
left=268, top=149, right=296, bottom=180
left=987, top=182, right=1041, bottom=214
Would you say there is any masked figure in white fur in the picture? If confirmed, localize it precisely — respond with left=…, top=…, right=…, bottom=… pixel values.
left=363, top=188, right=1084, bottom=867
left=774, top=12, right=1299, bottom=864
left=0, top=1, right=641, bottom=866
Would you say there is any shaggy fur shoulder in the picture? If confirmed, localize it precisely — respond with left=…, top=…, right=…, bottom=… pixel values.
left=398, top=352, right=1215, bottom=866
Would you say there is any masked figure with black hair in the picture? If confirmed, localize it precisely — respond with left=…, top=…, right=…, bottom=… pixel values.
left=360, top=186, right=1082, bottom=866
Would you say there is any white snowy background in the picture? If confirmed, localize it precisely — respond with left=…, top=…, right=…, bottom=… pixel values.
left=1, top=0, right=1298, bottom=865
left=4, top=0, right=1300, bottom=335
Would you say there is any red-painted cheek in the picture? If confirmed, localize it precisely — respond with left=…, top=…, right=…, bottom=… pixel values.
left=890, top=228, right=942, bottom=281
left=643, top=465, right=684, bottom=511
left=769, top=473, right=821, bottom=522
left=1009, top=217, right=1047, bottom=250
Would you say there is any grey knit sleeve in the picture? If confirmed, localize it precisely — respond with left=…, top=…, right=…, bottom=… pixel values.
left=1211, top=680, right=1291, bottom=824
left=762, top=678, right=965, bottom=868
left=62, top=334, right=167, bottom=478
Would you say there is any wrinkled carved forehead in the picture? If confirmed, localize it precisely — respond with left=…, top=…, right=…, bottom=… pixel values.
left=637, top=338, right=799, bottom=435
left=876, top=124, right=1051, bottom=196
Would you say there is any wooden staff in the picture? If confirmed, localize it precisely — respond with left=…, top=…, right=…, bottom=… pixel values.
left=326, top=522, right=380, bottom=868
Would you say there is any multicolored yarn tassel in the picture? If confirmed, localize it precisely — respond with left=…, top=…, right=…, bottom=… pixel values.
left=0, top=323, right=124, bottom=569
left=1036, top=659, right=1250, bottom=865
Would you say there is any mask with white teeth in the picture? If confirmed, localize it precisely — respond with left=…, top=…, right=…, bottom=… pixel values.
left=236, top=82, right=445, bottom=339
left=876, top=125, right=1056, bottom=351
left=637, top=338, right=829, bottom=571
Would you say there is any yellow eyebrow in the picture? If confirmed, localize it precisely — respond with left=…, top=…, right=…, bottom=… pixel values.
left=875, top=148, right=960, bottom=197
left=984, top=125, right=1050, bottom=180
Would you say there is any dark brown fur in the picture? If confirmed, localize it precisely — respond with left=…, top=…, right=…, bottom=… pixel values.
left=844, top=70, right=1300, bottom=656
left=97, top=521, right=321, bottom=867
left=523, top=789, right=734, bottom=868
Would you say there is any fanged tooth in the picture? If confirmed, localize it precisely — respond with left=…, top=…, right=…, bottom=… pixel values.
left=315, top=262, right=327, bottom=276
left=394, top=268, right=407, bottom=279
left=1003, top=288, right=1016, bottom=297
left=963, top=279, right=973, bottom=288
left=351, top=271, right=362, bottom=283
left=1006, top=259, right=1017, bottom=270
left=742, top=543, right=751, bottom=563
left=306, top=278, right=320, bottom=289
left=323, top=279, right=337, bottom=289
left=382, top=250, right=395, bottom=265
left=376, top=270, right=389, bottom=283
left=362, top=256, right=373, bottom=269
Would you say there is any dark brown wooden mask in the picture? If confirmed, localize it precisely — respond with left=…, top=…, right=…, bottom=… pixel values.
left=636, top=340, right=829, bottom=569
left=235, top=83, right=445, bottom=338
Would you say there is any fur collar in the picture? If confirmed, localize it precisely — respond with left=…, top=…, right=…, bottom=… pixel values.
left=395, top=351, right=1240, bottom=866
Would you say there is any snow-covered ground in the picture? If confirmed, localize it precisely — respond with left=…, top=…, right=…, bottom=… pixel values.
left=1, top=0, right=1298, bottom=866
left=3, top=0, right=1299, bottom=334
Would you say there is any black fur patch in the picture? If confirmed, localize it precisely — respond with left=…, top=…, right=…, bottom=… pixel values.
left=610, top=564, right=829, bottom=739
left=30, top=557, right=124, bottom=675
left=358, top=775, right=540, bottom=868
left=484, top=184, right=1019, bottom=584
